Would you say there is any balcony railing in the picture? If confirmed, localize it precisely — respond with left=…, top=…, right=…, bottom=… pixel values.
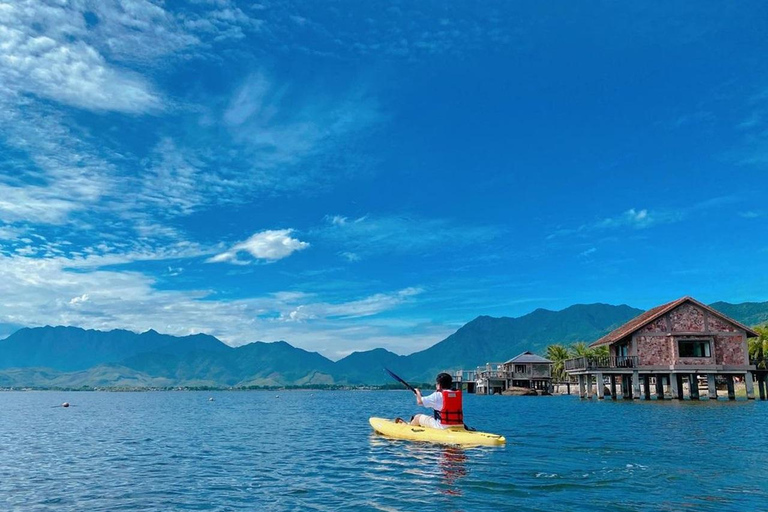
left=564, top=356, right=638, bottom=371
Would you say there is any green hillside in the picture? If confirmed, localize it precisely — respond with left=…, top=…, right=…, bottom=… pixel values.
left=1, top=299, right=766, bottom=388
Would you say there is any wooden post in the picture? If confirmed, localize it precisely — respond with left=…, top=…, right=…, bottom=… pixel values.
left=759, top=374, right=766, bottom=401
left=707, top=374, right=717, bottom=400
left=655, top=375, right=664, bottom=399
left=566, top=381, right=571, bottom=395
left=610, top=375, right=617, bottom=400
left=690, top=374, right=700, bottom=400
left=726, top=375, right=735, bottom=400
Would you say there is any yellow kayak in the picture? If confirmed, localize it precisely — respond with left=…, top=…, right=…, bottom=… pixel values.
left=369, top=417, right=506, bottom=446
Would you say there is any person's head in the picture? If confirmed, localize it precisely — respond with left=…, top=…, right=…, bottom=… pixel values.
left=436, top=372, right=452, bottom=390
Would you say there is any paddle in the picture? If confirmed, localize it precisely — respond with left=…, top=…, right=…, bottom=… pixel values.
left=384, top=368, right=417, bottom=394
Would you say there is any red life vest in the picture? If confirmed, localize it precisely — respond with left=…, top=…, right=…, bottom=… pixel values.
left=433, top=390, right=463, bottom=425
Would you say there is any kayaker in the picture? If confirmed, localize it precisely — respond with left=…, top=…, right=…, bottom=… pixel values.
left=398, top=372, right=463, bottom=429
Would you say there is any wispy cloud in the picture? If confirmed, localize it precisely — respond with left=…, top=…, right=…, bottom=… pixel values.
left=547, top=197, right=739, bottom=240
left=318, top=214, right=501, bottom=259
left=208, top=229, right=310, bottom=264
left=219, top=72, right=383, bottom=191
left=277, top=287, right=423, bottom=322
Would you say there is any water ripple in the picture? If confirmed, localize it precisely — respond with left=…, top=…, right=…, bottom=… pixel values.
left=1, top=391, right=767, bottom=511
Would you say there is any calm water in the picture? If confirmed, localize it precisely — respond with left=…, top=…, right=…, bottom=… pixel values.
left=1, top=391, right=767, bottom=511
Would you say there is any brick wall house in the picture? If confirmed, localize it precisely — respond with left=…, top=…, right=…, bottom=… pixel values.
left=565, top=296, right=759, bottom=400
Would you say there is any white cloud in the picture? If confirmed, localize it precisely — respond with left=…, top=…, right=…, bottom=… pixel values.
left=69, top=293, right=89, bottom=305
left=208, top=229, right=310, bottom=264
left=597, top=208, right=659, bottom=229
left=0, top=252, right=434, bottom=359
left=0, top=3, right=161, bottom=114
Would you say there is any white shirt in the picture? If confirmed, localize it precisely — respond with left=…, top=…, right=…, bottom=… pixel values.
left=421, top=391, right=443, bottom=411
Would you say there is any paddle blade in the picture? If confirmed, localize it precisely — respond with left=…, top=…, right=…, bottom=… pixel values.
left=384, top=367, right=416, bottom=393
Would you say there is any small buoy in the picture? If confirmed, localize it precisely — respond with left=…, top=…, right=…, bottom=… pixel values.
left=208, top=397, right=214, bottom=401
left=62, top=402, right=70, bottom=408
left=275, top=395, right=279, bottom=398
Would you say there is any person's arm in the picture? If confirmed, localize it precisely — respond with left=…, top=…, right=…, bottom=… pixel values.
left=415, top=388, right=423, bottom=405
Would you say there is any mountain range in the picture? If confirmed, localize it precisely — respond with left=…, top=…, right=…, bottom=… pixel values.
left=1, top=300, right=766, bottom=388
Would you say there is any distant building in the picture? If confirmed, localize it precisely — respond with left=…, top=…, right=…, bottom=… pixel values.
left=564, top=296, right=759, bottom=400
left=452, top=351, right=553, bottom=395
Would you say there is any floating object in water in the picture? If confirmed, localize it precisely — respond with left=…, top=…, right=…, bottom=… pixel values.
left=208, top=397, right=214, bottom=401
left=369, top=417, right=505, bottom=446
left=275, top=395, right=279, bottom=398
left=62, top=402, right=70, bottom=408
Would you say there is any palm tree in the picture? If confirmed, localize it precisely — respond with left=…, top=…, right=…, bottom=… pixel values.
left=749, top=326, right=768, bottom=369
left=546, top=344, right=570, bottom=381
left=569, top=341, right=593, bottom=358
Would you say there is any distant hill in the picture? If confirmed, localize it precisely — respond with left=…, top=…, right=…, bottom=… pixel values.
left=382, top=303, right=644, bottom=381
left=1, top=300, right=766, bottom=388
left=710, top=301, right=768, bottom=327
left=0, top=326, right=226, bottom=372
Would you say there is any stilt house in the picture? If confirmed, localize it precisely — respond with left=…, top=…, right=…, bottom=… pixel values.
left=564, top=296, right=759, bottom=400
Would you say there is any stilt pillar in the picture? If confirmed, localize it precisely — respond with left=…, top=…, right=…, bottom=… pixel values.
left=610, top=375, right=617, bottom=400
left=670, top=373, right=679, bottom=400
left=707, top=374, right=717, bottom=400
left=578, top=374, right=586, bottom=398
left=745, top=373, right=755, bottom=400
left=632, top=371, right=640, bottom=400
left=643, top=375, right=651, bottom=400
left=655, top=375, right=664, bottom=399
left=621, top=375, right=631, bottom=399
left=596, top=372, right=604, bottom=399
left=586, top=373, right=593, bottom=399
left=726, top=375, right=735, bottom=400
left=758, top=375, right=766, bottom=401
left=690, top=374, right=700, bottom=400
left=675, top=374, right=684, bottom=400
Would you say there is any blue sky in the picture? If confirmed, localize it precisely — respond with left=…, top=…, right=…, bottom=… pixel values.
left=1, top=1, right=767, bottom=358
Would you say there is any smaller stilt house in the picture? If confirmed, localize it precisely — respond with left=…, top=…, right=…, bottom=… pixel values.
left=501, top=351, right=553, bottom=391
left=564, top=296, right=759, bottom=400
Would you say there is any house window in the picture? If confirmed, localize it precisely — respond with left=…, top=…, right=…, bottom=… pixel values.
left=515, top=365, right=526, bottom=373
left=678, top=339, right=711, bottom=358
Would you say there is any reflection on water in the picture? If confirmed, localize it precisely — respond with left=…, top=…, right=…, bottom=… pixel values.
left=439, top=447, right=468, bottom=495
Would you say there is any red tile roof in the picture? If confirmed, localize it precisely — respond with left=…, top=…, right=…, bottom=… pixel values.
left=590, top=296, right=760, bottom=347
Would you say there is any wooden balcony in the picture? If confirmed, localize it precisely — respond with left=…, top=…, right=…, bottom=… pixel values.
left=565, top=356, right=638, bottom=371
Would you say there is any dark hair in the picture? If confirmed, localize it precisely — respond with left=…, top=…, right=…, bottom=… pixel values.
left=436, top=372, right=453, bottom=389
